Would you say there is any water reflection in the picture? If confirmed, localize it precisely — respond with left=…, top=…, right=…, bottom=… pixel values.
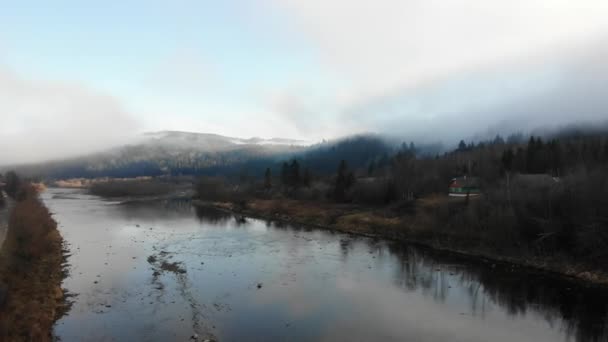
left=194, top=205, right=252, bottom=227
left=253, top=219, right=608, bottom=342
left=45, top=191, right=608, bottom=342
left=384, top=241, right=608, bottom=342
left=194, top=205, right=233, bottom=225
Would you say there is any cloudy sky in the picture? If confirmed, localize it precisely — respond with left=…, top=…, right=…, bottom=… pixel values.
left=2, top=0, right=608, bottom=163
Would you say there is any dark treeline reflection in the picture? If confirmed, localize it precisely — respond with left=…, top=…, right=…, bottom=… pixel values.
left=116, top=199, right=608, bottom=342
left=118, top=199, right=244, bottom=226
left=117, top=198, right=196, bottom=220
left=194, top=205, right=235, bottom=225
left=257, top=218, right=608, bottom=342
left=383, top=242, right=608, bottom=342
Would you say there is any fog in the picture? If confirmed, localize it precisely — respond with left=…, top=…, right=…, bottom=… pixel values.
left=0, top=65, right=139, bottom=165
left=2, top=0, right=608, bottom=165
left=341, top=37, right=608, bottom=144
left=271, top=0, right=608, bottom=144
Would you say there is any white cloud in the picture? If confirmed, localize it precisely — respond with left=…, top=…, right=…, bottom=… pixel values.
left=338, top=38, right=608, bottom=143
left=267, top=0, right=608, bottom=141
left=0, top=65, right=140, bottom=165
left=272, top=0, right=608, bottom=93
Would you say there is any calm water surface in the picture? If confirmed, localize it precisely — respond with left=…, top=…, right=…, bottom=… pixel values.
left=42, top=188, right=608, bottom=342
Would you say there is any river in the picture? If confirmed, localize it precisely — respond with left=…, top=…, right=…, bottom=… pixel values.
left=42, top=188, right=608, bottom=342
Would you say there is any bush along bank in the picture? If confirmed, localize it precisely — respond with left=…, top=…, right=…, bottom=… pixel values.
left=0, top=183, right=68, bottom=342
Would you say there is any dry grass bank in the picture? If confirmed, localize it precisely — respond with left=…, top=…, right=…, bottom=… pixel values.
left=0, top=185, right=66, bottom=341
left=205, top=196, right=608, bottom=286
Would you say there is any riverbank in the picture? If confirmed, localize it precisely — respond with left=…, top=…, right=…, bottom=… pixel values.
left=195, top=197, right=608, bottom=287
left=0, top=185, right=68, bottom=341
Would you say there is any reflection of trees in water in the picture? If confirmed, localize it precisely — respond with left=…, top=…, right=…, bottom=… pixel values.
left=181, top=211, right=608, bottom=342
left=383, top=242, right=608, bottom=342
left=194, top=205, right=250, bottom=227
left=118, top=198, right=195, bottom=220
left=164, top=198, right=195, bottom=213
left=118, top=200, right=251, bottom=227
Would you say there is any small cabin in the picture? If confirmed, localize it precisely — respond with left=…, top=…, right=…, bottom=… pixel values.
left=449, top=176, right=480, bottom=197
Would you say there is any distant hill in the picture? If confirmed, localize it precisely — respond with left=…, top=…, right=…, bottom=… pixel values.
left=9, top=131, right=401, bottom=180
left=12, top=131, right=310, bottom=179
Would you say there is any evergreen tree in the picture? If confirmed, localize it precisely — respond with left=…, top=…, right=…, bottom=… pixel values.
left=501, top=149, right=514, bottom=172
left=384, top=179, right=397, bottom=204
left=493, top=134, right=505, bottom=145
left=264, top=168, right=272, bottom=190
left=334, top=160, right=349, bottom=202
left=458, top=140, right=467, bottom=151
left=280, top=162, right=289, bottom=187
left=5, top=171, right=20, bottom=199
left=526, top=136, right=537, bottom=173
left=513, top=147, right=526, bottom=172
left=548, top=139, right=562, bottom=176
left=289, top=159, right=301, bottom=187
left=367, top=161, right=376, bottom=176
left=302, top=168, right=311, bottom=187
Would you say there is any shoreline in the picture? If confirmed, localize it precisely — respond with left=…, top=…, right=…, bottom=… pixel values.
left=193, top=198, right=608, bottom=288
left=0, top=186, right=68, bottom=341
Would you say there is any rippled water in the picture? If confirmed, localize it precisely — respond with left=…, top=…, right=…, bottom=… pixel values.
left=42, top=188, right=608, bottom=342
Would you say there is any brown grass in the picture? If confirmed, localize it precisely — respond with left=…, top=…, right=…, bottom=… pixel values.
left=247, top=199, right=352, bottom=227
left=0, top=185, right=66, bottom=342
left=238, top=199, right=407, bottom=238
left=206, top=195, right=608, bottom=286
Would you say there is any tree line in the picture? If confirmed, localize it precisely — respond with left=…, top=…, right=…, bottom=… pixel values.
left=196, top=129, right=608, bottom=266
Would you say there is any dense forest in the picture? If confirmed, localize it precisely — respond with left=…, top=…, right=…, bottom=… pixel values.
left=196, top=129, right=608, bottom=268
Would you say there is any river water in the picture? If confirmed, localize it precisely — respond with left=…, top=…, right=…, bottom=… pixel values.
left=42, top=188, right=608, bottom=342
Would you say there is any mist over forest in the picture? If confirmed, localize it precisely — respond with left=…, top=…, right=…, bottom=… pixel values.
left=3, top=2, right=608, bottom=341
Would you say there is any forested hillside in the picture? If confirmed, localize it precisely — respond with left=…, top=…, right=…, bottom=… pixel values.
left=7, top=131, right=307, bottom=180
left=197, top=127, right=608, bottom=270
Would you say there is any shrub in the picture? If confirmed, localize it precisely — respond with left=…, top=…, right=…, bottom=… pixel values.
left=7, top=185, right=57, bottom=262
left=195, top=177, right=229, bottom=201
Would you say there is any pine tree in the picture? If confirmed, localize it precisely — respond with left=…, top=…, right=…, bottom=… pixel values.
left=493, top=134, right=505, bottom=145
left=334, top=160, right=349, bottom=202
left=289, top=159, right=300, bottom=187
left=5, top=171, right=20, bottom=199
left=526, top=136, right=537, bottom=173
left=514, top=147, right=526, bottom=173
left=367, top=161, right=376, bottom=176
left=264, top=168, right=272, bottom=190
left=302, top=168, right=311, bottom=187
left=501, top=149, right=514, bottom=172
left=548, top=139, right=562, bottom=176
left=280, top=162, right=289, bottom=187
left=458, top=140, right=467, bottom=151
